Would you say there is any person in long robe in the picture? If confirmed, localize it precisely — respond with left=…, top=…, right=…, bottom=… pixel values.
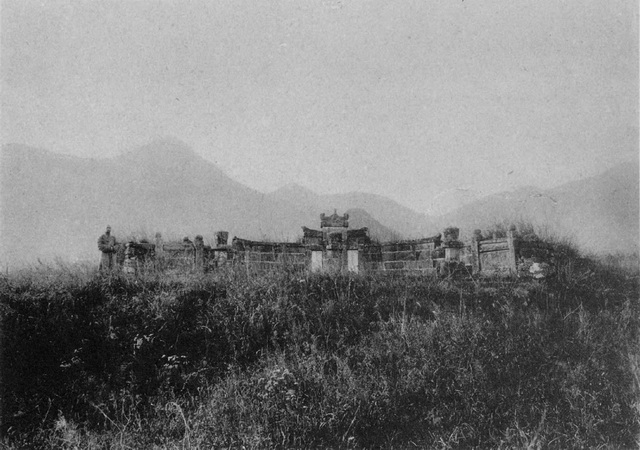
left=98, top=225, right=117, bottom=271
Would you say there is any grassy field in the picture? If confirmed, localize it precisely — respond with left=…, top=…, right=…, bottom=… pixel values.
left=1, top=250, right=638, bottom=448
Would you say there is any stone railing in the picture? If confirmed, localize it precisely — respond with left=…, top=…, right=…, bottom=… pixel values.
left=231, top=238, right=307, bottom=273
left=469, top=227, right=555, bottom=276
left=116, top=225, right=554, bottom=278
left=122, top=231, right=231, bottom=274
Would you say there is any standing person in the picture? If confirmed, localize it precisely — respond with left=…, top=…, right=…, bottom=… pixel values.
left=98, top=225, right=117, bottom=271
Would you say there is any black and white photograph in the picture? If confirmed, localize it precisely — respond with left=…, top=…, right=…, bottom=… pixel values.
left=1, top=0, right=638, bottom=447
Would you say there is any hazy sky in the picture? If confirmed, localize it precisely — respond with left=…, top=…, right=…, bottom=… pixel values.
left=2, top=0, right=638, bottom=215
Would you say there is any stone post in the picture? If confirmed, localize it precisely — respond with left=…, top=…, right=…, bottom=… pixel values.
left=471, top=229, right=482, bottom=274
left=507, top=227, right=517, bottom=274
left=311, top=250, right=323, bottom=272
left=342, top=229, right=348, bottom=272
left=213, top=231, right=229, bottom=268
left=154, top=232, right=164, bottom=270
left=347, top=249, right=359, bottom=273
left=442, top=227, right=462, bottom=262
left=155, top=232, right=164, bottom=257
left=123, top=243, right=135, bottom=275
left=194, top=235, right=204, bottom=271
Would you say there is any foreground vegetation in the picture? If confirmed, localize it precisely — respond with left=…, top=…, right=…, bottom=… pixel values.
left=1, top=252, right=638, bottom=448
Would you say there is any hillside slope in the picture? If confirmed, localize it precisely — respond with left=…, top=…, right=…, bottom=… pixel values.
left=436, top=163, right=639, bottom=254
left=344, top=208, right=403, bottom=242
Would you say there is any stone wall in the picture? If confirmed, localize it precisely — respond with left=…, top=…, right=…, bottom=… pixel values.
left=469, top=228, right=555, bottom=277
left=122, top=233, right=221, bottom=274
left=118, top=221, right=555, bottom=278
left=377, top=237, right=441, bottom=273
left=231, top=238, right=307, bottom=272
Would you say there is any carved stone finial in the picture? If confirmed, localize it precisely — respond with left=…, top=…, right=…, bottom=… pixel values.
left=215, top=231, right=229, bottom=247
left=320, top=210, right=349, bottom=228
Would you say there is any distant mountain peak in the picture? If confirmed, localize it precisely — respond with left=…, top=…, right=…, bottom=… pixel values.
left=145, top=136, right=193, bottom=151
left=121, top=136, right=199, bottom=160
left=118, top=137, right=214, bottom=173
left=272, top=183, right=317, bottom=195
left=344, top=207, right=402, bottom=242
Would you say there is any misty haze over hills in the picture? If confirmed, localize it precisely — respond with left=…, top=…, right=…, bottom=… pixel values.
left=436, top=163, right=639, bottom=253
left=1, top=138, right=637, bottom=268
left=266, top=184, right=434, bottom=238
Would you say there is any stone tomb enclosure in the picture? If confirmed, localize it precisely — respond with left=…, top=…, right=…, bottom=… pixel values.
left=119, top=213, right=555, bottom=278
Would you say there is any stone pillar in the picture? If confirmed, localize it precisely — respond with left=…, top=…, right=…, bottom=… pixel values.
left=155, top=232, right=164, bottom=257
left=311, top=250, right=323, bottom=272
left=507, top=228, right=517, bottom=274
left=194, top=235, right=204, bottom=271
left=443, top=239, right=463, bottom=263
left=123, top=243, right=136, bottom=275
left=471, top=229, right=482, bottom=274
left=154, top=232, right=164, bottom=270
left=347, top=250, right=359, bottom=273
left=442, top=227, right=463, bottom=277
left=445, top=246, right=461, bottom=262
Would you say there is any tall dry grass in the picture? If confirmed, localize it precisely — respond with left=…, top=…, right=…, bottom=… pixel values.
left=1, top=242, right=638, bottom=448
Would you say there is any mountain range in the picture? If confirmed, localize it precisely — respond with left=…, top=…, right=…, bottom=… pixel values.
left=1, top=138, right=637, bottom=267
left=436, top=163, right=639, bottom=254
